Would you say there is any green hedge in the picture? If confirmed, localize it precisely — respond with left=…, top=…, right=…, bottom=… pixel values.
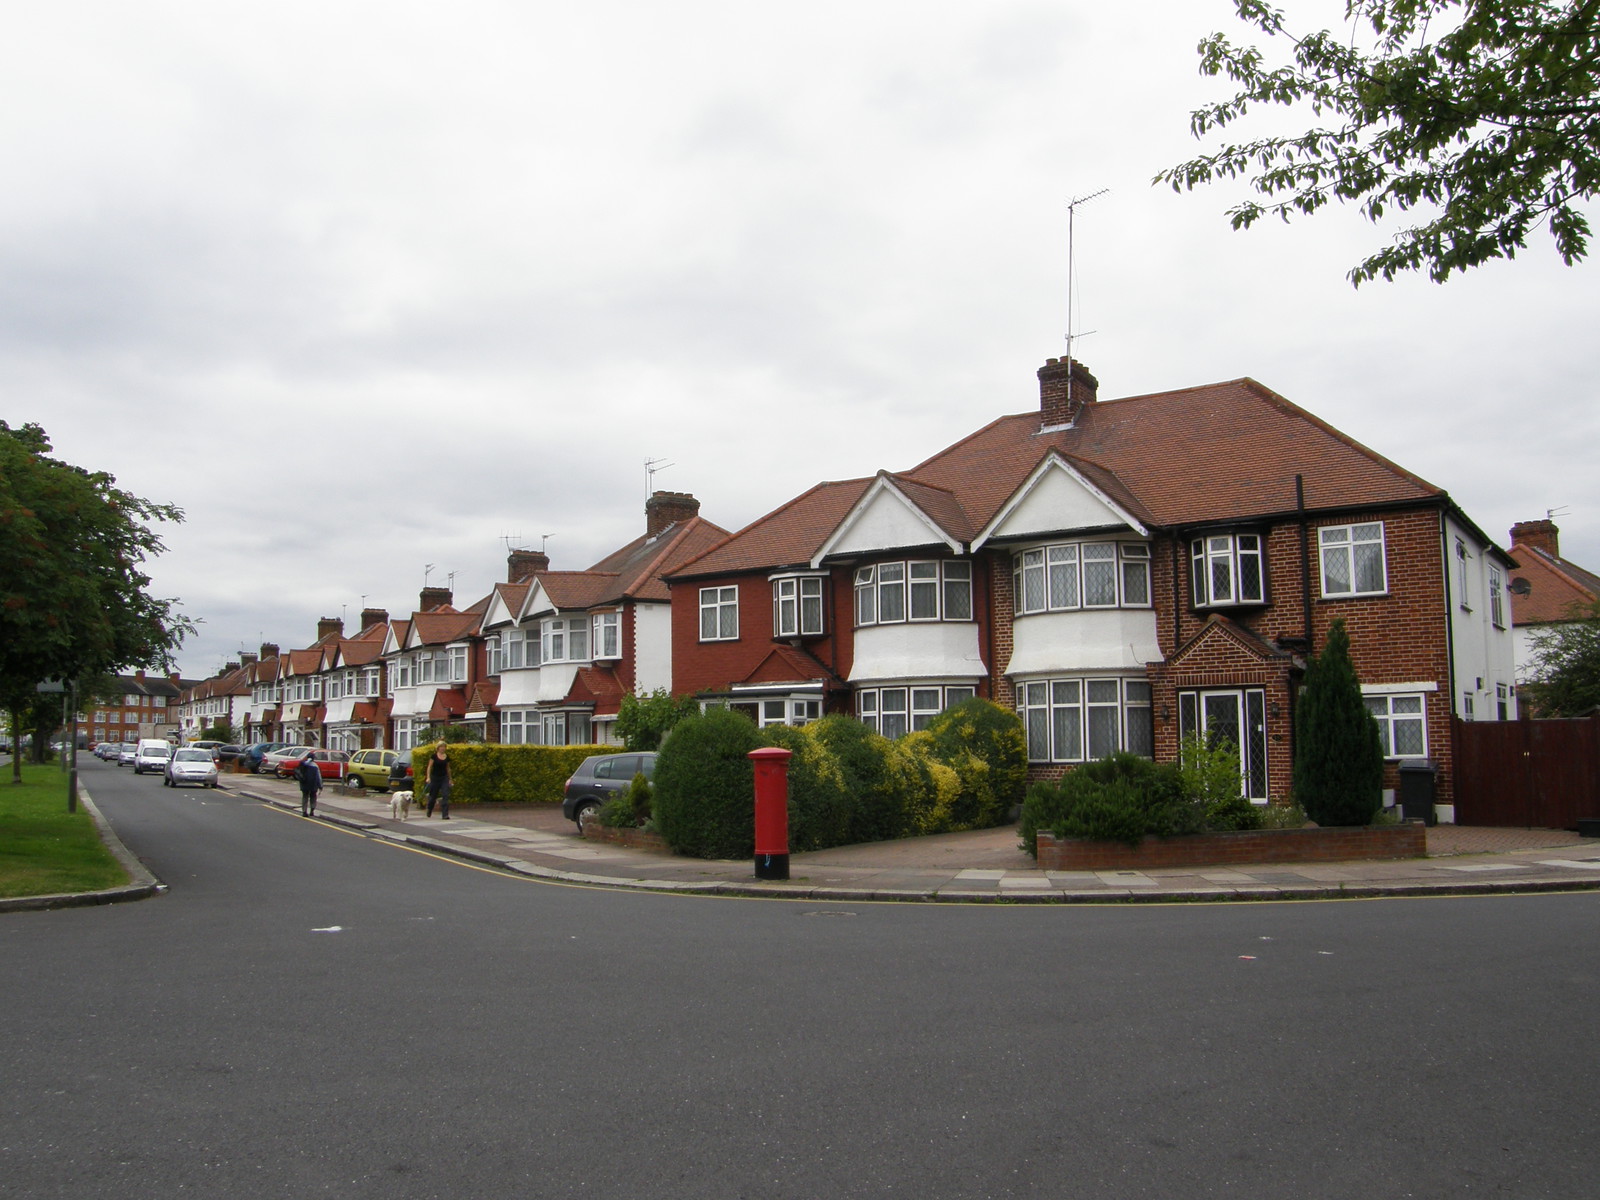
left=653, top=699, right=1027, bottom=860
left=407, top=743, right=608, bottom=805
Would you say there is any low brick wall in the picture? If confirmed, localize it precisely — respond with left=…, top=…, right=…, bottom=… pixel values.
left=581, top=824, right=670, bottom=853
left=1036, top=822, right=1426, bottom=870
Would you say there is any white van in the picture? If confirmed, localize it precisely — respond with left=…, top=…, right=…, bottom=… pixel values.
left=133, top=739, right=173, bottom=775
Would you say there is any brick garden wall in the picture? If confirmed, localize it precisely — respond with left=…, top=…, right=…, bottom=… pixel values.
left=1036, top=822, right=1426, bottom=870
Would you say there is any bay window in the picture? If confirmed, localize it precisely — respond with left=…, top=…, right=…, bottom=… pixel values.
left=594, top=611, right=621, bottom=658
left=772, top=576, right=825, bottom=637
left=1015, top=542, right=1153, bottom=614
left=1191, top=533, right=1264, bottom=607
left=1018, top=677, right=1153, bottom=764
left=854, top=560, right=975, bottom=627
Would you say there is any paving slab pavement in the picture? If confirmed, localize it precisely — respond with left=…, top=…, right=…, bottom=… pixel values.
left=219, top=773, right=1600, bottom=904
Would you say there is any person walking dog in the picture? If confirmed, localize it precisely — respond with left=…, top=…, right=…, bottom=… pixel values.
left=425, top=743, right=452, bottom=819
left=296, top=753, right=322, bottom=817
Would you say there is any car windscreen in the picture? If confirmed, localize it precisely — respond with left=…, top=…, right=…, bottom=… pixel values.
left=174, top=750, right=211, bottom=762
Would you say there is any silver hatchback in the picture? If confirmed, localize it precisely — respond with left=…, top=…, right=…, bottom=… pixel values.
left=164, top=747, right=219, bottom=788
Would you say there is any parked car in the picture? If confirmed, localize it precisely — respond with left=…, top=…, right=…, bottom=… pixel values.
left=261, top=745, right=314, bottom=776
left=94, top=742, right=119, bottom=760
left=242, top=742, right=290, bottom=773
left=132, top=739, right=173, bottom=774
left=117, top=742, right=140, bottom=767
left=187, top=739, right=225, bottom=755
left=164, top=747, right=220, bottom=789
left=214, top=744, right=245, bottom=764
left=346, top=748, right=407, bottom=790
left=276, top=749, right=349, bottom=781
left=562, top=751, right=657, bottom=827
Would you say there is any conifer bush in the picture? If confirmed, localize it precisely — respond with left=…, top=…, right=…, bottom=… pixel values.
left=1292, top=619, right=1384, bottom=827
left=652, top=707, right=764, bottom=858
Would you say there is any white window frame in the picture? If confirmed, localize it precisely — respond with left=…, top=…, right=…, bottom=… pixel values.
left=1489, top=564, right=1505, bottom=628
left=1015, top=542, right=1154, bottom=615
left=1320, top=522, right=1387, bottom=597
left=1363, top=692, right=1427, bottom=758
left=772, top=576, right=825, bottom=638
left=1190, top=533, right=1265, bottom=607
left=1018, top=676, right=1154, bottom=765
left=448, top=644, right=469, bottom=683
left=1456, top=539, right=1473, bottom=612
left=854, top=560, right=976, bottom=627
left=594, top=611, right=622, bottom=659
left=856, top=684, right=976, bottom=736
left=700, top=586, right=740, bottom=642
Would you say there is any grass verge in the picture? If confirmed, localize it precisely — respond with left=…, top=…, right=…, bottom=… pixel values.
left=0, top=764, right=130, bottom=899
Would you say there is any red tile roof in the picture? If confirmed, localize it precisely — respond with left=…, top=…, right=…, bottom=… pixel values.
left=739, top=645, right=842, bottom=688
left=1509, top=543, right=1600, bottom=625
left=669, top=377, right=1445, bottom=579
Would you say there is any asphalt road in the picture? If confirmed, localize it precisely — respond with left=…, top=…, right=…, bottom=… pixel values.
left=5, top=760, right=1600, bottom=1199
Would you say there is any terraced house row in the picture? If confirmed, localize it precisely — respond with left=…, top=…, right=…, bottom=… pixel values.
left=179, top=356, right=1520, bottom=818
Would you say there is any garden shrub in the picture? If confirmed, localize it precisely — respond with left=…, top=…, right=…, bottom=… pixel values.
left=1178, top=733, right=1263, bottom=832
left=1293, top=618, right=1384, bottom=826
left=805, top=716, right=904, bottom=844
left=1018, top=753, right=1197, bottom=855
left=924, top=698, right=1028, bottom=828
left=763, top=724, right=850, bottom=852
left=653, top=708, right=764, bottom=858
left=416, top=743, right=604, bottom=805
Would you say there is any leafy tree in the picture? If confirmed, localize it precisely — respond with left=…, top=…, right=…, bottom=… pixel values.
left=614, top=688, right=700, bottom=752
left=1293, top=618, right=1385, bottom=825
left=1, top=421, right=189, bottom=778
left=1521, top=601, right=1600, bottom=715
left=1157, top=0, right=1600, bottom=285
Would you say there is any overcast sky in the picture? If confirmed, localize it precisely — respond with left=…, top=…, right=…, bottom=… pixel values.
left=7, top=1, right=1596, bottom=680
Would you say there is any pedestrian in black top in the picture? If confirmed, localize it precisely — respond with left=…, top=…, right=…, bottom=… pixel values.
left=297, top=753, right=322, bottom=817
left=425, top=743, right=452, bottom=819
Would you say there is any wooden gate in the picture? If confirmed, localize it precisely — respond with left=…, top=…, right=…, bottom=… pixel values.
left=1452, top=715, right=1600, bottom=828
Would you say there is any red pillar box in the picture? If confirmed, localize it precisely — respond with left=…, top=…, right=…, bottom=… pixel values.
left=748, top=746, right=793, bottom=880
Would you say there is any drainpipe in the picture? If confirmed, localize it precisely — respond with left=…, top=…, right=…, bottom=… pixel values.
left=1296, top=475, right=1313, bottom=649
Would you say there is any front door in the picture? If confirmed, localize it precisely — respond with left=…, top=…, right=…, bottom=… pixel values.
left=1181, top=688, right=1268, bottom=801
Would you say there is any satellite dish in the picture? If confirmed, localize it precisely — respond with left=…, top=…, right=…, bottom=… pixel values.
left=1509, top=577, right=1532, bottom=595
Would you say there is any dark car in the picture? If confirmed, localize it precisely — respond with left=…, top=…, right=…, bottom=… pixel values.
left=562, top=751, right=657, bottom=827
left=240, top=742, right=288, bottom=773
left=213, top=744, right=245, bottom=764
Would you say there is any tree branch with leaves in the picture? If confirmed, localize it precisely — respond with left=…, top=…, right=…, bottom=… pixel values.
left=1156, top=0, right=1600, bottom=284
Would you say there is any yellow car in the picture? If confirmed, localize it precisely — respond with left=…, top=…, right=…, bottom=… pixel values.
left=346, top=748, right=408, bottom=790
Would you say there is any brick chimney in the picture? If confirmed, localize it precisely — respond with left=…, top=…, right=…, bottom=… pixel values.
left=419, top=587, right=453, bottom=611
left=1510, top=519, right=1561, bottom=559
left=224, top=662, right=239, bottom=674
left=507, top=549, right=549, bottom=584
left=260, top=643, right=279, bottom=661
left=646, top=491, right=700, bottom=537
left=1039, top=357, right=1099, bottom=429
left=359, top=608, right=389, bottom=631
left=240, top=652, right=258, bottom=667
left=317, top=617, right=344, bottom=642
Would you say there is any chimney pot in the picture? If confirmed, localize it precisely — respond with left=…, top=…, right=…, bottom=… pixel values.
left=317, top=617, right=344, bottom=642
left=260, top=643, right=280, bottom=661
left=419, top=587, right=453, bottom=611
left=507, top=549, right=550, bottom=584
left=1038, top=357, right=1099, bottom=429
left=1510, top=519, right=1561, bottom=560
left=646, top=491, right=700, bottom=537
left=359, top=608, right=389, bottom=632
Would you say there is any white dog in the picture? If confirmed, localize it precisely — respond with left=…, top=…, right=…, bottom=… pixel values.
left=389, top=789, right=413, bottom=821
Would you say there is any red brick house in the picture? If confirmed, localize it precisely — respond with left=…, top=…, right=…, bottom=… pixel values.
left=1507, top=517, right=1599, bottom=695
left=666, top=358, right=1518, bottom=818
left=483, top=491, right=729, bottom=745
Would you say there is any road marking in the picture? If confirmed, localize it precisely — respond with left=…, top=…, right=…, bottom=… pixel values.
left=1536, top=859, right=1600, bottom=871
left=1434, top=862, right=1531, bottom=872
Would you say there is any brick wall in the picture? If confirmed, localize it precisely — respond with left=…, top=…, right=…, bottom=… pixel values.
left=1036, top=821, right=1426, bottom=869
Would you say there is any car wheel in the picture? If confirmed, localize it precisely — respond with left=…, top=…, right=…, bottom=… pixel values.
left=573, top=799, right=602, bottom=830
